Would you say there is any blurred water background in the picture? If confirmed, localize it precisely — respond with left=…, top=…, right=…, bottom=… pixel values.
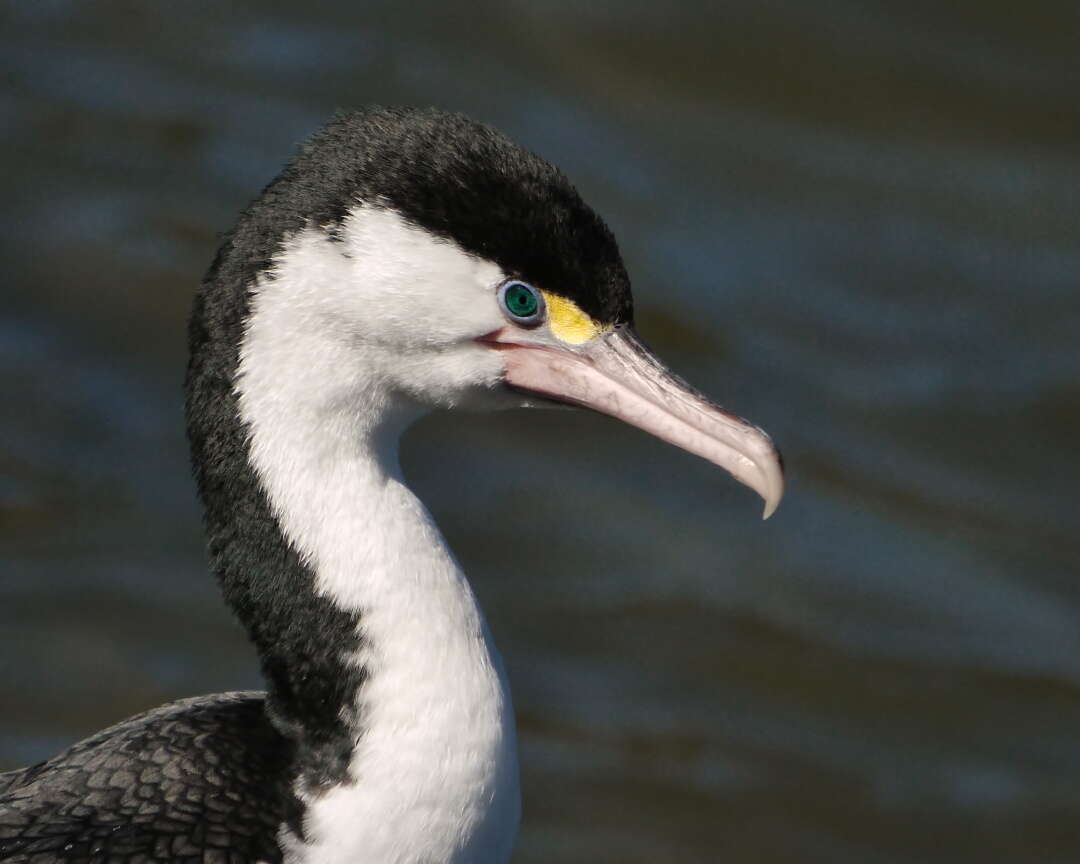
left=2, top=1, right=1079, bottom=861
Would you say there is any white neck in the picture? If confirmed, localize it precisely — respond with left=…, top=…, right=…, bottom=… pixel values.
left=237, top=227, right=520, bottom=864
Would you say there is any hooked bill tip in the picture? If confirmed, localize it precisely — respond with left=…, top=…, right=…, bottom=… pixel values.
left=757, top=446, right=785, bottom=521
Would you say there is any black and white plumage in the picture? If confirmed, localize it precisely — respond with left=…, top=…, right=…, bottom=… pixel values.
left=0, top=107, right=783, bottom=864
left=0, top=695, right=292, bottom=863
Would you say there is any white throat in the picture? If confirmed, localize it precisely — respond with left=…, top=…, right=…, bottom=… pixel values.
left=236, top=216, right=520, bottom=864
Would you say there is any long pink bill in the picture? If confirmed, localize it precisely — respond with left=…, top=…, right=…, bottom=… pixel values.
left=497, top=326, right=784, bottom=518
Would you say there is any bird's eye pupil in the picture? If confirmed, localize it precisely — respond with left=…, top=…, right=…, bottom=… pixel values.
left=498, top=280, right=544, bottom=327
left=504, top=283, right=538, bottom=318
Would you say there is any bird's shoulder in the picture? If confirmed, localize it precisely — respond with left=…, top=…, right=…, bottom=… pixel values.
left=0, top=692, right=296, bottom=864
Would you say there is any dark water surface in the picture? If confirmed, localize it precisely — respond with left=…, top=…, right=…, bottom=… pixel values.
left=2, top=2, right=1079, bottom=861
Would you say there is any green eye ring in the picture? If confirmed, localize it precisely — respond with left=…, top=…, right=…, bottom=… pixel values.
left=498, top=280, right=545, bottom=327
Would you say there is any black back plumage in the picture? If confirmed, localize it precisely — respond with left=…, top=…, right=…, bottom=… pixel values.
left=0, top=694, right=291, bottom=863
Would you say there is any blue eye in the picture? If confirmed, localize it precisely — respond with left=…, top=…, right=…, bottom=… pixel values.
left=498, top=281, right=545, bottom=327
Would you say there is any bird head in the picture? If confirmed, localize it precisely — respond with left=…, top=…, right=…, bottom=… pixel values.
left=202, top=107, right=783, bottom=517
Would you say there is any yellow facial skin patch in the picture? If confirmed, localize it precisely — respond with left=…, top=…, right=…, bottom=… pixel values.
left=541, top=292, right=609, bottom=345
